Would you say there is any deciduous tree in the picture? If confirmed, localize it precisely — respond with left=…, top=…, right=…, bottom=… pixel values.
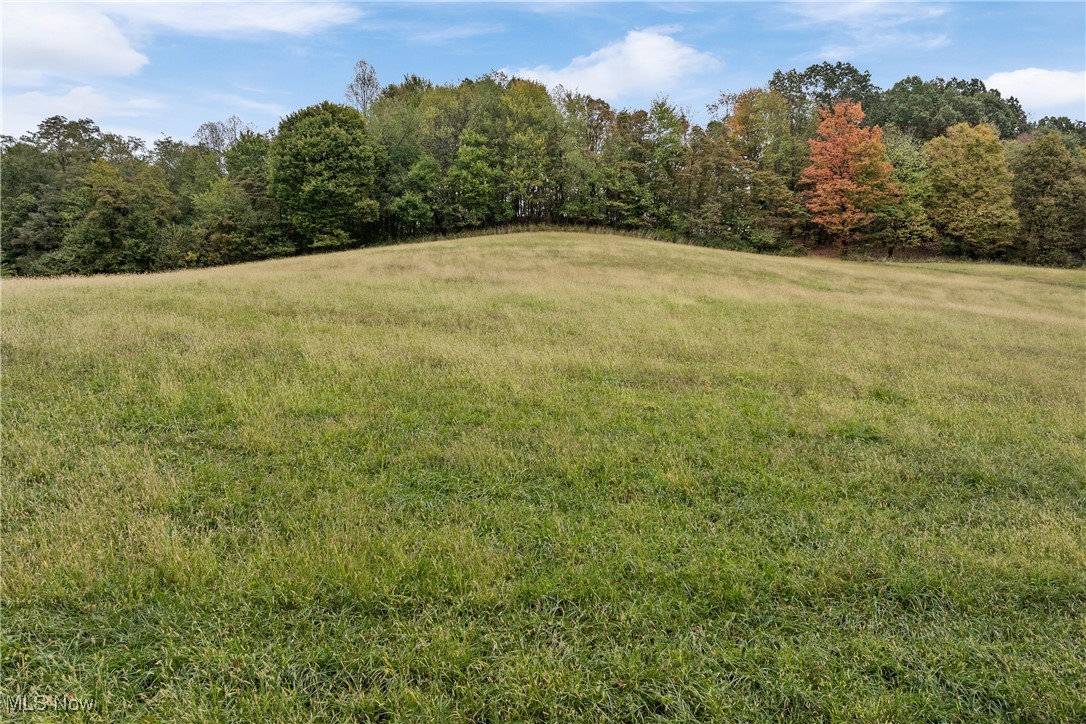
left=345, top=60, right=381, bottom=116
left=1010, top=131, right=1086, bottom=264
left=872, top=126, right=936, bottom=254
left=800, top=101, right=900, bottom=245
left=61, top=160, right=176, bottom=273
left=268, top=102, right=381, bottom=249
left=925, top=123, right=1018, bottom=258
left=871, top=77, right=1027, bottom=141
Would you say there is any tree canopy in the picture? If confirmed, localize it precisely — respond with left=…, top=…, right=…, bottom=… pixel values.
left=268, top=102, right=382, bottom=250
left=800, top=101, right=901, bottom=244
left=2, top=61, right=1082, bottom=277
left=925, top=123, right=1019, bottom=258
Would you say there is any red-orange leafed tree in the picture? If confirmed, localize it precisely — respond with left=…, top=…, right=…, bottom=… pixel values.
left=800, top=101, right=901, bottom=244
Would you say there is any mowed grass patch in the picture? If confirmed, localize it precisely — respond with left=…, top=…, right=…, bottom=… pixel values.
left=2, top=233, right=1084, bottom=720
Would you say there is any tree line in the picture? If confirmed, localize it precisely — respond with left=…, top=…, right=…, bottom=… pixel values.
left=3, top=61, right=1084, bottom=276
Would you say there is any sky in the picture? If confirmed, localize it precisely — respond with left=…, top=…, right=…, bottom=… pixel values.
left=3, top=1, right=1084, bottom=144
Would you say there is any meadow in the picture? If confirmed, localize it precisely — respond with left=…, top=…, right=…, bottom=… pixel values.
left=2, top=232, right=1084, bottom=720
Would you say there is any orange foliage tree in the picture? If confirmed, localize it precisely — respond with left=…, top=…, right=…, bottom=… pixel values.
left=800, top=101, right=901, bottom=245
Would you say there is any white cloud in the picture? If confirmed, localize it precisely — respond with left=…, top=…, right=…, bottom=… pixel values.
left=1, top=2, right=361, bottom=86
left=205, top=92, right=288, bottom=119
left=413, top=22, right=505, bottom=43
left=813, top=32, right=949, bottom=63
left=785, top=2, right=949, bottom=28
left=1, top=85, right=164, bottom=138
left=105, top=2, right=363, bottom=37
left=985, top=68, right=1086, bottom=115
left=782, top=2, right=951, bottom=63
left=1, top=4, right=148, bottom=86
left=509, top=28, right=719, bottom=101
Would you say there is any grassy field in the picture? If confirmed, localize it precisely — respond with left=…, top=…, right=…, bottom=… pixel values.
left=2, top=232, right=1084, bottom=721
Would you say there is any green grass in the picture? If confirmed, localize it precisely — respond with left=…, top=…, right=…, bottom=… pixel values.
left=3, top=232, right=1084, bottom=721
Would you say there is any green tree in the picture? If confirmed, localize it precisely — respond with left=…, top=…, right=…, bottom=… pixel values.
left=646, top=98, right=690, bottom=228
left=555, top=91, right=614, bottom=224
left=152, top=138, right=223, bottom=219
left=443, top=130, right=505, bottom=228
left=189, top=177, right=260, bottom=266
left=268, top=102, right=381, bottom=249
left=1, top=137, right=60, bottom=273
left=723, top=89, right=792, bottom=170
left=679, top=124, right=801, bottom=252
left=1035, top=117, right=1086, bottom=149
left=1, top=117, right=119, bottom=274
left=1, top=188, right=65, bottom=275
left=600, top=110, right=653, bottom=227
left=1010, top=131, right=1086, bottom=264
left=24, top=116, right=103, bottom=178
left=225, top=131, right=271, bottom=191
left=368, top=75, right=434, bottom=234
left=224, top=130, right=289, bottom=258
left=61, top=159, right=177, bottom=273
left=501, top=78, right=562, bottom=222
left=415, top=84, right=476, bottom=172
left=766, top=71, right=819, bottom=188
left=872, top=126, right=936, bottom=255
left=720, top=87, right=810, bottom=235
left=393, top=156, right=440, bottom=235
left=193, top=116, right=251, bottom=171
left=804, top=62, right=880, bottom=108
left=872, top=77, right=1027, bottom=141
left=925, top=123, right=1019, bottom=258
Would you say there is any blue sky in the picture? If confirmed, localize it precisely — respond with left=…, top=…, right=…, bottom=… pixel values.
left=3, top=1, right=1084, bottom=144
